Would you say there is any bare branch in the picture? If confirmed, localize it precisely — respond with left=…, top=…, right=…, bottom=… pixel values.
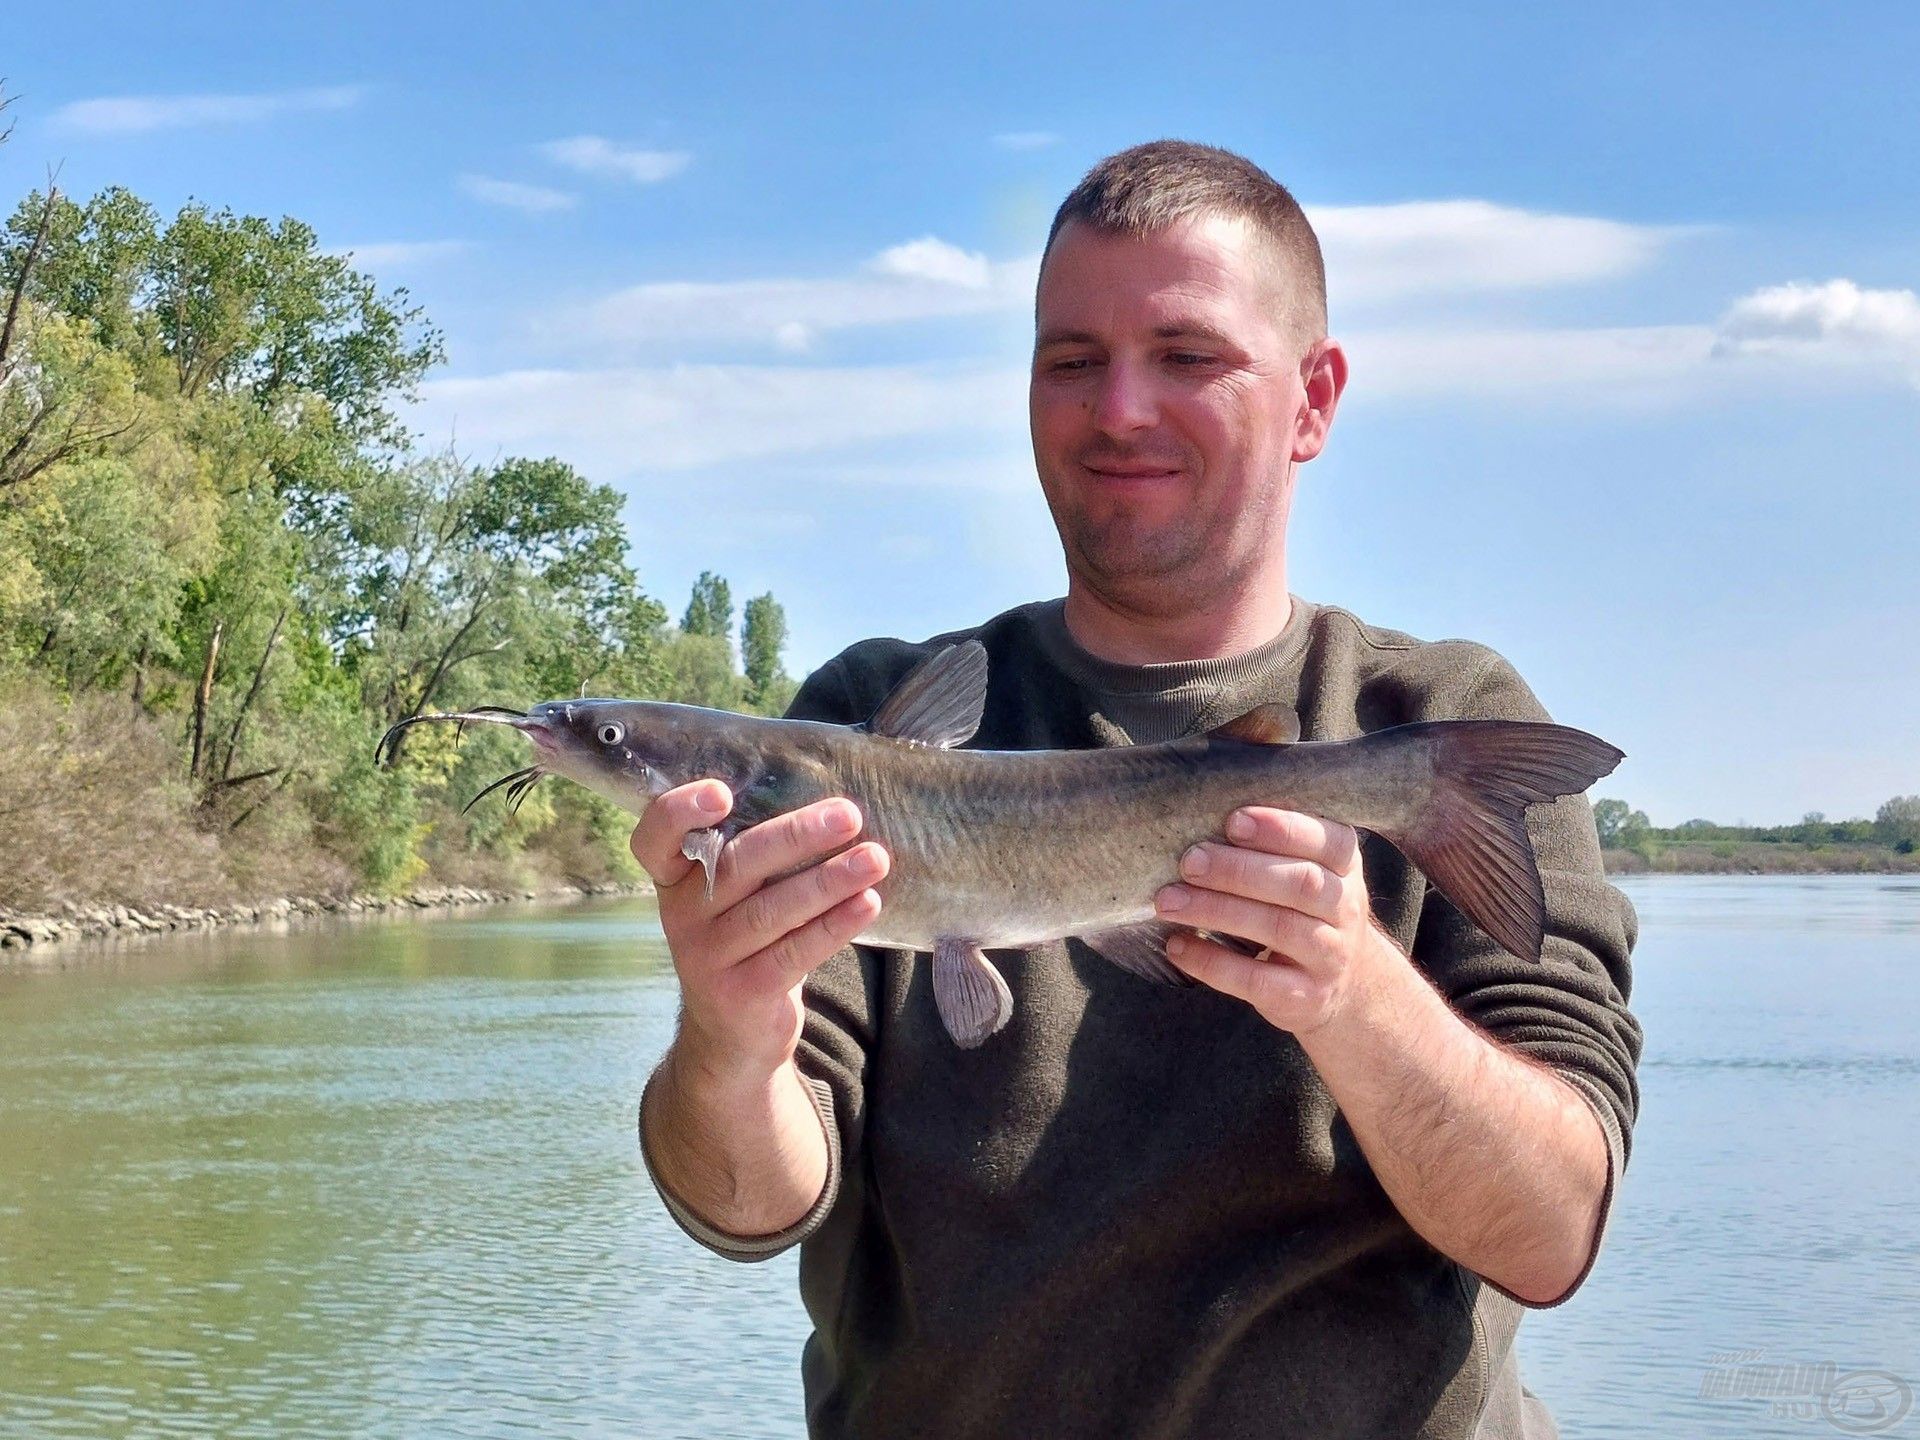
left=188, top=620, right=224, bottom=782
left=219, top=607, right=288, bottom=781
left=1, top=179, right=57, bottom=372
left=214, top=766, right=284, bottom=790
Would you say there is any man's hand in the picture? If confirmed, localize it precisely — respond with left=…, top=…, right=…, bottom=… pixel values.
left=632, top=780, right=888, bottom=1081
left=1154, top=806, right=1395, bottom=1034
left=634, top=780, right=887, bottom=1240
left=1154, top=804, right=1610, bottom=1305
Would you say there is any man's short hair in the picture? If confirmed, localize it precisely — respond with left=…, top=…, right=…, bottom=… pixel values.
left=1041, top=140, right=1327, bottom=354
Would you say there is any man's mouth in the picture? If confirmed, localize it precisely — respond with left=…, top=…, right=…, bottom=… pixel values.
left=1082, top=463, right=1183, bottom=480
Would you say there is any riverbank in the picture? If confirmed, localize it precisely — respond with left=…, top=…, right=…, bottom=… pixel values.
left=1603, top=842, right=1920, bottom=875
left=0, top=879, right=654, bottom=963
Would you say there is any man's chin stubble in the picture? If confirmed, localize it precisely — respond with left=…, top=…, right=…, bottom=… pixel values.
left=1065, top=522, right=1253, bottom=619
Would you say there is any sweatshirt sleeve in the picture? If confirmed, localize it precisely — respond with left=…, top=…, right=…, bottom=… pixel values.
left=637, top=656, right=879, bottom=1263
left=1410, top=649, right=1644, bottom=1308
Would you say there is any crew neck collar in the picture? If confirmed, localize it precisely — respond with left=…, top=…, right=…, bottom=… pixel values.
left=1027, top=596, right=1317, bottom=699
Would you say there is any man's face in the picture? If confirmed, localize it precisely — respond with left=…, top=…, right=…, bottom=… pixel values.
left=1030, top=214, right=1311, bottom=620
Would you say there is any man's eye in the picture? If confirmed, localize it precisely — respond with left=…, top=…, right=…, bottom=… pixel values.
left=1167, top=352, right=1212, bottom=366
left=1046, top=356, right=1095, bottom=372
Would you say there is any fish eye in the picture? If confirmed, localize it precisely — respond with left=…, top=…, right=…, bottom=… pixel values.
left=596, top=722, right=625, bottom=746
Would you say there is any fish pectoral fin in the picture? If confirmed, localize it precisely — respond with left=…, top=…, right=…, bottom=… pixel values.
left=1078, top=922, right=1196, bottom=987
left=1207, top=702, right=1301, bottom=746
left=931, top=938, right=1013, bottom=1048
left=865, top=640, right=988, bottom=749
left=680, top=826, right=725, bottom=902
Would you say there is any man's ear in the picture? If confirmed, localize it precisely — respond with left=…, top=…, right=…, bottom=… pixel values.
left=1292, top=338, right=1348, bottom=464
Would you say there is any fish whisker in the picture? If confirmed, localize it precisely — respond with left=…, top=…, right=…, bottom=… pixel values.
left=463, top=766, right=543, bottom=816
left=376, top=705, right=534, bottom=765
left=506, top=771, right=546, bottom=816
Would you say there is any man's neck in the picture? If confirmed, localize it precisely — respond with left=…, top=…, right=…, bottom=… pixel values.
left=1060, top=581, right=1294, bottom=667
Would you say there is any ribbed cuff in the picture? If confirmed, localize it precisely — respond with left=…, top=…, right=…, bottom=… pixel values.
left=637, top=1063, right=842, bottom=1264
left=1497, top=1067, right=1626, bottom=1311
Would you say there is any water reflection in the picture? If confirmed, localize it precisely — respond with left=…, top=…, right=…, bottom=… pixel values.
left=1, top=897, right=812, bottom=1440
left=2, top=879, right=1917, bottom=1438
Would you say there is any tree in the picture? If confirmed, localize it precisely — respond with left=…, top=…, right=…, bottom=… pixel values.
left=1593, top=798, right=1650, bottom=850
left=741, top=592, right=791, bottom=713
left=681, top=571, right=733, bottom=640
left=1877, top=795, right=1920, bottom=854
left=660, top=630, right=744, bottom=710
left=346, top=450, right=642, bottom=763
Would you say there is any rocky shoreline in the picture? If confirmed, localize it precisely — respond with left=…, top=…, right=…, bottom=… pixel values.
left=0, top=880, right=653, bottom=963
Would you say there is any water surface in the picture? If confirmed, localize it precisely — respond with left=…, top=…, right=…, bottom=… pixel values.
left=2, top=877, right=1916, bottom=1437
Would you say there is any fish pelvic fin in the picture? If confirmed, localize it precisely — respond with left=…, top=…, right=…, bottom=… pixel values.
left=866, top=641, right=988, bottom=749
left=931, top=938, right=1013, bottom=1048
left=1380, top=720, right=1624, bottom=961
left=680, top=827, right=724, bottom=902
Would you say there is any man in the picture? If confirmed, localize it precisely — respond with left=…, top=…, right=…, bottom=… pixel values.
left=635, top=141, right=1641, bottom=1439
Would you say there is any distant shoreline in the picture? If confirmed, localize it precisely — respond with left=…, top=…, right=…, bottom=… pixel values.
left=1603, top=843, right=1920, bottom=876
left=0, top=880, right=653, bottom=966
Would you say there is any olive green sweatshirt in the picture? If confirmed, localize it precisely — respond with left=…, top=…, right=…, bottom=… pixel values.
left=640, top=596, right=1642, bottom=1440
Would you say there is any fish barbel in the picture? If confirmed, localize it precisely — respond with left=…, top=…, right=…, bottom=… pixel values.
left=377, top=641, right=1623, bottom=1048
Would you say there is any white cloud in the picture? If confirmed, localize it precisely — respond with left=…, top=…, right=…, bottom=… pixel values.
left=538, top=135, right=691, bottom=184
left=414, top=362, right=1026, bottom=474
left=326, top=239, right=473, bottom=269
left=557, top=200, right=1695, bottom=355
left=994, top=131, right=1061, bottom=151
left=870, top=236, right=995, bottom=289
left=1309, top=200, right=1689, bottom=305
left=1343, top=324, right=1716, bottom=402
left=51, top=85, right=363, bottom=135
left=458, top=175, right=577, bottom=214
left=1712, top=279, right=1920, bottom=380
left=559, top=239, right=1033, bottom=353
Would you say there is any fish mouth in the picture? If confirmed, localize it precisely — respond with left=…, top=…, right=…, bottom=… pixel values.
left=375, top=705, right=557, bottom=817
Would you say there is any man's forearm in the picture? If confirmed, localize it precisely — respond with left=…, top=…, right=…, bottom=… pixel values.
left=641, top=1035, right=831, bottom=1240
left=1297, top=931, right=1609, bottom=1305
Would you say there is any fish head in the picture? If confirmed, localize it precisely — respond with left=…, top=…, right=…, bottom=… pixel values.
left=524, top=698, right=836, bottom=823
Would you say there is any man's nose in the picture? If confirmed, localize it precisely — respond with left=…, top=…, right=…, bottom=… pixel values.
left=1088, top=358, right=1157, bottom=436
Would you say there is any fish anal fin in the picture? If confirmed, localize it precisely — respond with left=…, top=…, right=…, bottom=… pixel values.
left=1077, top=922, right=1195, bottom=987
left=931, top=937, right=1013, bottom=1048
left=680, top=826, right=725, bottom=902
left=867, top=641, right=988, bottom=749
left=1208, top=703, right=1300, bottom=746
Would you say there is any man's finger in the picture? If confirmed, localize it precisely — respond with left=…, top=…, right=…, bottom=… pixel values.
left=712, top=841, right=889, bottom=961
left=743, top=886, right=884, bottom=992
left=1175, top=846, right=1342, bottom=922
left=706, top=798, right=864, bottom=911
left=1156, top=884, right=1334, bottom=966
left=1166, top=932, right=1312, bottom=1014
left=629, top=780, right=732, bottom=884
left=1226, top=807, right=1359, bottom=873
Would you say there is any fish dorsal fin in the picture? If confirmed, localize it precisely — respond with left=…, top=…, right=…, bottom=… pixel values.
left=866, top=640, right=988, bottom=748
left=1208, top=703, right=1300, bottom=746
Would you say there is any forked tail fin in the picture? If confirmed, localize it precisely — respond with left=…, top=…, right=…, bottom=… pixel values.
left=1375, top=720, right=1624, bottom=961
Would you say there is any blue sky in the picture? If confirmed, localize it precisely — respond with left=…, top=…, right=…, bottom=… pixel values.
left=5, top=1, right=1917, bottom=823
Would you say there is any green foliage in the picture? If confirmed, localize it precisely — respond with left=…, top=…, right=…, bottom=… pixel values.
left=681, top=571, right=733, bottom=639
left=660, top=631, right=746, bottom=709
left=741, top=591, right=791, bottom=713
left=1877, top=795, right=1920, bottom=851
left=1593, top=794, right=1920, bottom=865
left=1592, top=798, right=1650, bottom=850
left=0, top=168, right=803, bottom=902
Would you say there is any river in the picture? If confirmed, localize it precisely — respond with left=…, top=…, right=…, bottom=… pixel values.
left=2, top=876, right=1916, bottom=1438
